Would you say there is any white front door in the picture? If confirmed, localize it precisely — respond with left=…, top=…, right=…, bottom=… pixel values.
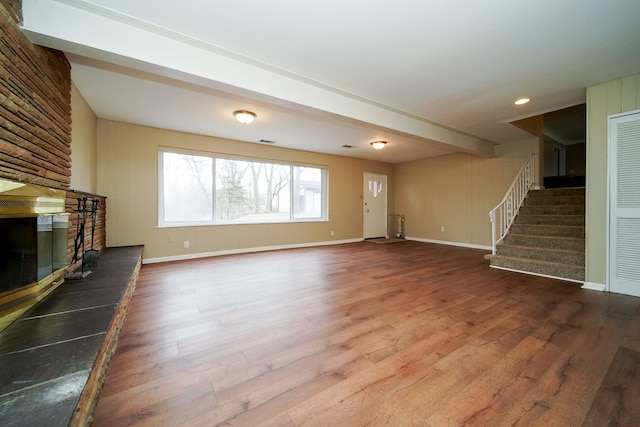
left=363, top=173, right=387, bottom=239
left=609, top=110, right=640, bottom=297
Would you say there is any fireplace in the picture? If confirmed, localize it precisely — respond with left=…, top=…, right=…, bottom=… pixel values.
left=0, top=179, right=68, bottom=331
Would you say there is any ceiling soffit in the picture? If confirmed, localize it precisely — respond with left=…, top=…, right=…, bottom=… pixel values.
left=20, top=0, right=496, bottom=158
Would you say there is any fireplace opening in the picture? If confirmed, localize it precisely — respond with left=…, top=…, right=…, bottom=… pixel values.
left=0, top=179, right=68, bottom=331
left=0, top=215, right=68, bottom=293
left=0, top=217, right=38, bottom=292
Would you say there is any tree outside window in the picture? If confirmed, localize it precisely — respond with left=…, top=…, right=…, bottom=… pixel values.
left=160, top=151, right=326, bottom=225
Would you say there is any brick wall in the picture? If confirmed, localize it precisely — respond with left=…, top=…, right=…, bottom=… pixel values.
left=0, top=0, right=72, bottom=189
left=1, top=0, right=106, bottom=263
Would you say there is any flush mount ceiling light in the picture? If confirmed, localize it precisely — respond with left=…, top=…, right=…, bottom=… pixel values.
left=514, top=98, right=530, bottom=105
left=370, top=141, right=387, bottom=150
left=233, top=110, right=256, bottom=124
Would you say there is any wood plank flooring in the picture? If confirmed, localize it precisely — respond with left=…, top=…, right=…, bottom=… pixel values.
left=91, top=241, right=640, bottom=426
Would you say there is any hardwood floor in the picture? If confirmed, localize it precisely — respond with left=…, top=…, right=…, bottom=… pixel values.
left=91, top=241, right=640, bottom=426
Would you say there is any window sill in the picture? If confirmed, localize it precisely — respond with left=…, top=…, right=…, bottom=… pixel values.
left=156, top=219, right=329, bottom=228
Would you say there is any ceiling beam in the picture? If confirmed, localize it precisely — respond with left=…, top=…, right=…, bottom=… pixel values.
left=22, top=0, right=496, bottom=157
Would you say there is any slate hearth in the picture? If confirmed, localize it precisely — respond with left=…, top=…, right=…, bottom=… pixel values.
left=0, top=245, right=143, bottom=426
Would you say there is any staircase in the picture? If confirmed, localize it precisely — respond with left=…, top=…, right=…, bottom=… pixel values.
left=486, top=187, right=585, bottom=282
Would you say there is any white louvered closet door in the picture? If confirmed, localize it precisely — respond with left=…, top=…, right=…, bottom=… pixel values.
left=609, top=110, right=640, bottom=297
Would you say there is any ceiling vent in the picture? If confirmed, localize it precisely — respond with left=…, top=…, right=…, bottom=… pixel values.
left=259, top=139, right=276, bottom=144
left=341, top=144, right=356, bottom=149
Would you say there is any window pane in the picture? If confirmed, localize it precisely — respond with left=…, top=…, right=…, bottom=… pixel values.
left=159, top=150, right=327, bottom=226
left=293, top=166, right=323, bottom=218
left=215, top=159, right=291, bottom=221
left=162, top=152, right=213, bottom=222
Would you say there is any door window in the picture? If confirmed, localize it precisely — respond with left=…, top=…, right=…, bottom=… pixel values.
left=368, top=180, right=382, bottom=198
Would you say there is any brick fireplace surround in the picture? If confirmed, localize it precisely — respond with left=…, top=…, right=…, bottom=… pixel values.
left=0, top=1, right=140, bottom=425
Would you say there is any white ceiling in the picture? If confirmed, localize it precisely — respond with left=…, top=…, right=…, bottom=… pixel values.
left=21, top=0, right=640, bottom=163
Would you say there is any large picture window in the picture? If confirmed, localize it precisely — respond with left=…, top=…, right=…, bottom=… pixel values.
left=159, top=150, right=327, bottom=226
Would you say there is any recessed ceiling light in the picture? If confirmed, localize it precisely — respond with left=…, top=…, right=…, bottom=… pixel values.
left=514, top=98, right=530, bottom=105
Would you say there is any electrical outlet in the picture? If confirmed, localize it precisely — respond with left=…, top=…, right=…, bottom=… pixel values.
left=183, top=240, right=190, bottom=248
left=330, top=230, right=334, bottom=237
left=441, top=226, right=445, bottom=232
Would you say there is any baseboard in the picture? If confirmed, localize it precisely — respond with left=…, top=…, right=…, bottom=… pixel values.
left=406, top=237, right=492, bottom=251
left=142, top=238, right=363, bottom=264
left=581, top=282, right=606, bottom=292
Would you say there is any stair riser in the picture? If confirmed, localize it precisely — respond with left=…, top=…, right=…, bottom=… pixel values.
left=489, top=257, right=585, bottom=281
left=514, top=215, right=585, bottom=226
left=502, top=235, right=585, bottom=251
left=528, top=189, right=585, bottom=198
left=519, top=205, right=584, bottom=216
left=496, top=246, right=585, bottom=266
left=509, top=224, right=585, bottom=238
left=524, top=196, right=585, bottom=206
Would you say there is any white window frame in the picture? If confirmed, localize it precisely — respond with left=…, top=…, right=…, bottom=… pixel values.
left=158, top=148, right=328, bottom=227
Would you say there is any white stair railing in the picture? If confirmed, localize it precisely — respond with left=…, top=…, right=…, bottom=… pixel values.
left=489, top=153, right=539, bottom=254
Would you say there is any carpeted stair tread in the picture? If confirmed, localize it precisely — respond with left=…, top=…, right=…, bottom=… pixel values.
left=524, top=196, right=585, bottom=206
left=486, top=254, right=585, bottom=281
left=488, top=187, right=586, bottom=282
left=509, top=223, right=585, bottom=238
left=526, top=187, right=585, bottom=197
left=519, top=205, right=585, bottom=215
left=502, top=233, right=585, bottom=251
left=491, top=243, right=585, bottom=266
left=514, top=214, right=585, bottom=226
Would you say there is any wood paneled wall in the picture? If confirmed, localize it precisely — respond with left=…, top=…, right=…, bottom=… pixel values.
left=394, top=138, right=537, bottom=247
left=0, top=0, right=72, bottom=190
left=585, top=72, right=640, bottom=286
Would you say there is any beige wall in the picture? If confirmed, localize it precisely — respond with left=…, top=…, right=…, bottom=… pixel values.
left=97, top=120, right=394, bottom=260
left=394, top=138, right=537, bottom=248
left=81, top=72, right=640, bottom=278
left=70, top=84, right=98, bottom=192
left=586, top=72, right=640, bottom=286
